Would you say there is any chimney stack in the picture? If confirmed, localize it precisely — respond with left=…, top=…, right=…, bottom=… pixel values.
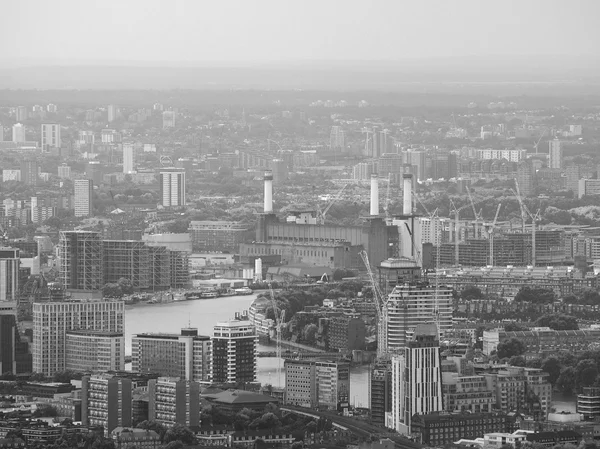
left=264, top=170, right=273, bottom=213
left=403, top=174, right=413, bottom=215
left=370, top=174, right=379, bottom=216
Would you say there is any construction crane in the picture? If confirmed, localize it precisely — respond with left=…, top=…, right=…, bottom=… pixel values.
left=466, top=186, right=484, bottom=238
left=486, top=203, right=502, bottom=266
left=359, top=250, right=388, bottom=358
left=319, top=183, right=349, bottom=224
left=534, top=128, right=547, bottom=154
left=383, top=174, right=392, bottom=220
left=449, top=195, right=494, bottom=266
left=513, top=182, right=541, bottom=266
left=268, top=284, right=284, bottom=386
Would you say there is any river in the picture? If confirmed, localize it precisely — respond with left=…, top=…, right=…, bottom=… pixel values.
left=124, top=294, right=370, bottom=408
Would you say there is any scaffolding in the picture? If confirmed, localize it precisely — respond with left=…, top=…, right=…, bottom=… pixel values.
left=169, top=250, right=190, bottom=289
left=149, top=246, right=171, bottom=290
left=59, top=231, right=103, bottom=290
left=102, top=240, right=150, bottom=289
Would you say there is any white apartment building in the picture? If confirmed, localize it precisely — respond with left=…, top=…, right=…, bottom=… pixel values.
left=65, top=330, right=124, bottom=372
left=212, top=320, right=258, bottom=384
left=477, top=148, right=526, bottom=162
left=548, top=139, right=562, bottom=169
left=74, top=179, right=93, bottom=217
left=0, top=248, right=20, bottom=302
left=122, top=143, right=135, bottom=173
left=41, top=123, right=61, bottom=150
left=159, top=169, right=186, bottom=207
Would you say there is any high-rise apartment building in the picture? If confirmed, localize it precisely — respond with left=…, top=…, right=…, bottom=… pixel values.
left=516, top=160, right=535, bottom=196
left=0, top=311, right=32, bottom=375
left=0, top=248, right=19, bottom=302
left=74, top=179, right=93, bottom=217
left=15, top=106, right=28, bottom=122
left=329, top=126, right=345, bottom=151
left=548, top=138, right=562, bottom=169
left=284, top=359, right=350, bottom=410
left=0, top=125, right=4, bottom=142
left=132, top=328, right=211, bottom=382
left=212, top=319, right=257, bottom=384
left=159, top=169, right=186, bottom=207
left=12, top=123, right=26, bottom=143
left=20, top=158, right=38, bottom=185
left=386, top=282, right=453, bottom=353
left=47, top=104, right=57, bottom=113
left=370, top=360, right=392, bottom=426
left=148, top=377, right=201, bottom=428
left=162, top=111, right=176, bottom=128
left=107, top=104, right=118, bottom=123
left=41, top=123, right=61, bottom=151
left=65, top=330, right=124, bottom=372
left=58, top=231, right=103, bottom=292
left=58, top=164, right=71, bottom=179
left=33, top=300, right=124, bottom=376
left=82, top=374, right=132, bottom=435
left=390, top=323, right=443, bottom=435
left=122, top=143, right=135, bottom=173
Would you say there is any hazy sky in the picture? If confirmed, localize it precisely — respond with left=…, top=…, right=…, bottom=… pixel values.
left=2, top=0, right=599, bottom=66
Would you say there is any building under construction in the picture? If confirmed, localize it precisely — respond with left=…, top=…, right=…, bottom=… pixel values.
left=103, top=240, right=151, bottom=289
left=59, top=231, right=103, bottom=293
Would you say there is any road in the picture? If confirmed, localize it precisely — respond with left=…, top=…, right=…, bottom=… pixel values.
left=281, top=405, right=422, bottom=449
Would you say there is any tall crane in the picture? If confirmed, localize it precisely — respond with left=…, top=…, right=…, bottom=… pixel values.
left=383, top=174, right=392, bottom=220
left=534, top=128, right=547, bottom=154
left=512, top=182, right=541, bottom=266
left=268, top=284, right=284, bottom=386
left=466, top=186, right=484, bottom=238
left=319, top=183, right=349, bottom=224
left=449, top=195, right=494, bottom=266
left=487, top=203, right=502, bottom=266
left=359, top=250, right=388, bottom=358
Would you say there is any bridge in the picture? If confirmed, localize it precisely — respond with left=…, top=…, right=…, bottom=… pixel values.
left=281, top=405, right=422, bottom=449
left=258, top=351, right=344, bottom=359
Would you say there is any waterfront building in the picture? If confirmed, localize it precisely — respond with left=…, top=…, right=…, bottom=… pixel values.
left=370, top=360, right=392, bottom=426
left=212, top=319, right=257, bottom=384
left=577, top=387, right=600, bottom=420
left=188, top=221, right=249, bottom=252
left=326, top=315, right=366, bottom=351
left=74, top=179, right=93, bottom=217
left=32, top=300, right=124, bottom=376
left=148, top=377, right=200, bottom=428
left=82, top=374, right=132, bottom=435
left=65, top=330, right=124, bottom=372
left=58, top=231, right=103, bottom=292
left=132, top=328, right=211, bottom=382
left=103, top=240, right=150, bottom=289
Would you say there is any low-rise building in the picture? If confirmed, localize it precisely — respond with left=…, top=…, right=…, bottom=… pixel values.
left=111, top=427, right=161, bottom=449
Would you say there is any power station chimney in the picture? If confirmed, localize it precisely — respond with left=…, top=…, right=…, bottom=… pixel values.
left=370, top=174, right=379, bottom=216
left=403, top=173, right=413, bottom=215
left=264, top=170, right=273, bottom=213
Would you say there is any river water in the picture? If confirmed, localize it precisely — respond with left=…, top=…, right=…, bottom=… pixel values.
left=124, top=294, right=370, bottom=408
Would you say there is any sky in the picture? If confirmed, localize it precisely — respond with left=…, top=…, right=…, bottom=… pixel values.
left=1, top=0, right=599, bottom=66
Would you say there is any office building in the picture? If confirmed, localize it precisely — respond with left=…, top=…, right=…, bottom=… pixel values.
left=107, top=104, right=118, bottom=123
left=329, top=126, right=345, bottom=151
left=0, top=248, right=19, bottom=302
left=162, top=111, right=176, bottom=128
left=390, top=323, right=443, bottom=435
left=326, top=315, right=366, bottom=351
left=159, top=169, right=186, bottom=207
left=548, top=139, right=562, bottom=169
left=212, top=319, right=257, bottom=384
left=284, top=359, right=350, bottom=410
left=20, top=158, right=38, bottom=185
left=122, top=143, right=135, bottom=173
left=386, top=282, right=452, bottom=353
left=578, top=178, right=600, bottom=199
left=41, top=123, right=61, bottom=151
left=74, top=179, right=93, bottom=217
left=148, top=377, right=200, bottom=428
left=58, top=231, right=103, bottom=292
left=82, top=374, right=132, bottom=435
left=65, top=330, right=125, bottom=372
left=33, top=300, right=124, bottom=376
left=0, top=310, right=33, bottom=375
left=188, top=221, right=250, bottom=252
left=58, top=164, right=71, bottom=179
left=370, top=361, right=392, bottom=426
left=132, top=328, right=212, bottom=382
left=15, top=106, right=28, bottom=122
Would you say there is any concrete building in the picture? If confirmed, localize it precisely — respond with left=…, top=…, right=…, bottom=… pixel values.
left=477, top=148, right=527, bottom=162
left=0, top=248, right=19, bottom=302
left=329, top=126, right=345, bottom=151
left=284, top=359, right=317, bottom=408
left=58, top=164, right=71, bottom=179
left=548, top=139, right=562, bottom=169
left=577, top=387, right=600, bottom=420
left=107, top=104, right=118, bottom=123
left=386, top=282, right=453, bottom=353
left=111, top=427, right=161, bottom=449
left=12, top=123, right=26, bottom=142
left=189, top=221, right=249, bottom=252
left=15, top=106, right=28, bottom=122
left=566, top=165, right=581, bottom=193
left=162, top=111, right=176, bottom=128
left=159, top=168, right=186, bottom=207
left=326, top=315, right=366, bottom=351
left=58, top=231, right=103, bottom=292
left=123, top=143, right=135, bottom=173
left=74, top=179, right=93, bottom=217
left=65, top=330, right=125, bottom=372
left=41, top=123, right=61, bottom=151
left=148, top=377, right=200, bottom=428
left=483, top=368, right=526, bottom=414
left=2, top=170, right=21, bottom=182
left=516, top=160, right=535, bottom=196
left=0, top=310, right=32, bottom=375
left=578, top=178, right=600, bottom=198
left=20, top=158, right=38, bottom=185
left=33, top=300, right=124, bottom=376
left=132, top=328, right=211, bottom=382
left=103, top=240, right=150, bottom=289
left=390, top=323, right=443, bottom=435
left=370, top=361, right=392, bottom=426
left=442, top=372, right=495, bottom=413
left=82, top=374, right=132, bottom=435
left=212, top=319, right=257, bottom=384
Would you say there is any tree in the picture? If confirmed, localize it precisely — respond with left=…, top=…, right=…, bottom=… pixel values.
left=164, top=442, right=184, bottom=449
left=556, top=367, right=576, bottom=393
left=497, top=338, right=526, bottom=359
left=332, top=268, right=356, bottom=281
left=505, top=322, right=528, bottom=332
left=32, top=404, right=58, bottom=417
left=118, top=278, right=134, bottom=295
left=302, top=324, right=318, bottom=344
left=542, top=357, right=562, bottom=385
left=509, top=355, right=527, bottom=367
left=103, top=283, right=123, bottom=298
left=163, top=424, right=195, bottom=444
left=535, top=314, right=578, bottom=330
left=136, top=421, right=167, bottom=442
left=575, top=359, right=598, bottom=388
left=514, top=287, right=555, bottom=304
left=461, top=285, right=483, bottom=301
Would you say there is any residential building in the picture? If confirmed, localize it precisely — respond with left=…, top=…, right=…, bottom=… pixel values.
left=162, top=111, right=176, bottom=128
left=329, top=126, right=345, bottom=151
left=58, top=231, right=103, bottom=292
left=326, top=315, right=366, bottom=351
left=74, top=179, right=93, bottom=217
left=41, top=123, right=61, bottom=151
left=12, top=124, right=25, bottom=142
left=107, top=104, right=118, bottom=123
left=516, top=160, right=535, bottom=196
left=442, top=372, right=495, bottom=413
left=483, top=368, right=526, bottom=414
left=2, top=170, right=21, bottom=182
left=0, top=248, right=19, bottom=302
left=212, top=319, right=257, bottom=384
left=412, top=412, right=510, bottom=446
left=386, top=282, right=453, bottom=353
left=20, top=159, right=38, bottom=185
left=82, top=374, right=132, bottom=435
left=390, top=323, right=443, bottom=436
left=111, top=427, right=161, bottom=449
left=188, top=221, right=249, bottom=252
left=103, top=240, right=150, bottom=289
left=15, top=106, right=28, bottom=121
left=123, top=143, right=135, bottom=173
left=132, top=328, right=212, bottom=382
left=0, top=311, right=32, bottom=374
left=148, top=377, right=200, bottom=428
left=578, top=178, right=600, bottom=198
left=477, top=148, right=527, bottom=162
left=523, top=367, right=552, bottom=418
left=565, top=165, right=581, bottom=193
left=352, top=162, right=376, bottom=181
left=283, top=359, right=349, bottom=410
left=57, top=164, right=71, bottom=179
left=159, top=169, right=186, bottom=207
left=548, top=139, right=562, bottom=169
left=33, top=300, right=124, bottom=376
left=370, top=361, right=392, bottom=426
left=577, top=387, right=600, bottom=421
left=47, top=104, right=57, bottom=113
left=65, top=330, right=125, bottom=372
